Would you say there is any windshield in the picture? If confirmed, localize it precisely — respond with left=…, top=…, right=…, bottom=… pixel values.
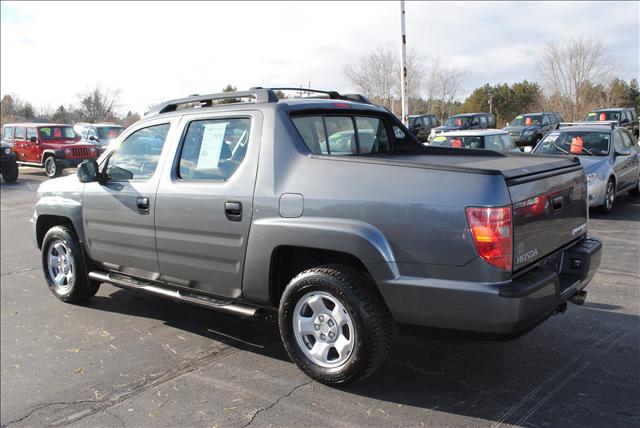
left=445, top=116, right=471, bottom=127
left=39, top=126, right=76, bottom=140
left=584, top=111, right=621, bottom=121
left=97, top=126, right=124, bottom=140
left=534, top=131, right=610, bottom=156
left=510, top=115, right=542, bottom=126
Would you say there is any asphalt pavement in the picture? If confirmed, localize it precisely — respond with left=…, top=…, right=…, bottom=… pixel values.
left=1, top=168, right=639, bottom=427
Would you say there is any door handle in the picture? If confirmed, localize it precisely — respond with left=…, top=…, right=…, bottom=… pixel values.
left=136, top=196, right=150, bottom=215
left=224, top=201, right=242, bottom=222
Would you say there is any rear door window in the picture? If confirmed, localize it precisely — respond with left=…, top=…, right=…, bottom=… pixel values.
left=14, top=127, right=26, bottom=140
left=178, top=117, right=251, bottom=180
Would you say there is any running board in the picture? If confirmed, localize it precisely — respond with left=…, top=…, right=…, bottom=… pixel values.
left=88, top=271, right=258, bottom=318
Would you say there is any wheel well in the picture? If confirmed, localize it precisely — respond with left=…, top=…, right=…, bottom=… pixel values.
left=269, top=246, right=369, bottom=306
left=36, top=215, right=74, bottom=249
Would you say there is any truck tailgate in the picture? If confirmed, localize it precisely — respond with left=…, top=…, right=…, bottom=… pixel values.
left=508, top=165, right=587, bottom=270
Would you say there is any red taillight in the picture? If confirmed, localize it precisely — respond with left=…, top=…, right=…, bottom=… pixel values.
left=466, top=206, right=513, bottom=271
left=332, top=102, right=351, bottom=108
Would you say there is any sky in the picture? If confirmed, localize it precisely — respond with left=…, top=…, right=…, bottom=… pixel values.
left=1, top=1, right=638, bottom=115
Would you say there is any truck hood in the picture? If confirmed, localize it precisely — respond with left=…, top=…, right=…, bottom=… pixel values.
left=37, top=174, right=82, bottom=198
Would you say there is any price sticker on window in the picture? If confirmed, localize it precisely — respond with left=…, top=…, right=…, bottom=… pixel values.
left=197, top=122, right=228, bottom=169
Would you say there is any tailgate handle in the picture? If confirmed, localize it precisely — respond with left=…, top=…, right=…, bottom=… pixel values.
left=552, top=196, right=563, bottom=211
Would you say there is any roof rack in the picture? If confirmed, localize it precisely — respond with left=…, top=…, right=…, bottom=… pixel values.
left=147, top=88, right=279, bottom=115
left=559, top=121, right=618, bottom=130
left=146, top=87, right=372, bottom=116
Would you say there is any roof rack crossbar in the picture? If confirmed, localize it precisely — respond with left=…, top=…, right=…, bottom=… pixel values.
left=253, top=87, right=372, bottom=104
left=149, top=88, right=279, bottom=115
left=559, top=121, right=618, bottom=130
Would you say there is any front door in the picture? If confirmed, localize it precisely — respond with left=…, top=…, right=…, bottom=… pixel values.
left=82, top=120, right=175, bottom=280
left=154, top=112, right=262, bottom=298
left=25, top=127, right=39, bottom=163
left=613, top=130, right=636, bottom=190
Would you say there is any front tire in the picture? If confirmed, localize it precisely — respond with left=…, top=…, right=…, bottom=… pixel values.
left=600, top=178, right=615, bottom=214
left=44, top=156, right=61, bottom=178
left=1, top=162, right=18, bottom=183
left=42, top=226, right=100, bottom=302
left=279, top=265, right=393, bottom=386
left=629, top=174, right=640, bottom=196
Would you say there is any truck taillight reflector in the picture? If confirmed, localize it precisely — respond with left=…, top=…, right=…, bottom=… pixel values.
left=466, top=206, right=512, bottom=271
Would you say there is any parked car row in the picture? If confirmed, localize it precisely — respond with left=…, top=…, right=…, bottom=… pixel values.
left=0, top=122, right=124, bottom=179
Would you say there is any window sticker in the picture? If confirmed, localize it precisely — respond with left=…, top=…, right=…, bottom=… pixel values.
left=545, top=133, right=559, bottom=142
left=433, top=136, right=447, bottom=142
left=516, top=115, right=523, bottom=119
left=197, top=122, right=228, bottom=169
left=587, top=112, right=596, bottom=116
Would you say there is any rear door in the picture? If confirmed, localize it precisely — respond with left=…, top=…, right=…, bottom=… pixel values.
left=154, top=111, right=262, bottom=298
left=617, top=129, right=639, bottom=189
left=25, top=127, right=39, bottom=162
left=82, top=119, right=176, bottom=280
left=13, top=127, right=29, bottom=161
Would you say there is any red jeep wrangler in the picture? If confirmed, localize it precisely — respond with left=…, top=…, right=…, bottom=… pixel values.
left=1, top=123, right=98, bottom=178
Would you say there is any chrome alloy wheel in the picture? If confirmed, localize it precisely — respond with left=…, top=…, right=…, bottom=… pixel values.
left=605, top=180, right=615, bottom=211
left=293, top=291, right=356, bottom=368
left=46, top=240, right=75, bottom=293
left=45, top=157, right=56, bottom=176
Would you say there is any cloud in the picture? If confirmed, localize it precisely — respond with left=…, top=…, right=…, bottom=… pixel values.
left=1, top=1, right=637, bottom=114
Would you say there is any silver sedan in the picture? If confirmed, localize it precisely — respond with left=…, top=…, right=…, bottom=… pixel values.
left=532, top=124, right=640, bottom=213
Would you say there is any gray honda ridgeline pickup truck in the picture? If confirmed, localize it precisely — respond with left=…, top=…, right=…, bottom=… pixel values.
left=34, top=88, right=602, bottom=385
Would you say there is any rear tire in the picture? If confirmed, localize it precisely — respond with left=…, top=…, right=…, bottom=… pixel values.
left=1, top=162, right=18, bottom=183
left=41, top=226, right=100, bottom=302
left=44, top=156, right=61, bottom=178
left=279, top=264, right=393, bottom=386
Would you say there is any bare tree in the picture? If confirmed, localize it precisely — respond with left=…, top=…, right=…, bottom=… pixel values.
left=344, top=45, right=425, bottom=114
left=77, top=86, right=121, bottom=122
left=344, top=46, right=397, bottom=110
left=424, top=59, right=470, bottom=119
left=537, top=36, right=615, bottom=120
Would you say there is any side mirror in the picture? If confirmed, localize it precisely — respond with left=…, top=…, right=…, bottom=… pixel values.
left=77, top=160, right=100, bottom=183
left=30, top=136, right=38, bottom=144
left=89, top=135, right=99, bottom=142
left=615, top=146, right=631, bottom=156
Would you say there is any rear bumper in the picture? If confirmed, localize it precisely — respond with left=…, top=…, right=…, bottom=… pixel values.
left=378, top=237, right=602, bottom=336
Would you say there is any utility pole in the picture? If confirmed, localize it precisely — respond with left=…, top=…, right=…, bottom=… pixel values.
left=399, top=0, right=409, bottom=125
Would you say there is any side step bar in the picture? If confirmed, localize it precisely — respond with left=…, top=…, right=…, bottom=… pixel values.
left=88, top=271, right=259, bottom=318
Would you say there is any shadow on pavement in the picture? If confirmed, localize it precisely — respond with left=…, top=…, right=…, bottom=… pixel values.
left=83, top=287, right=639, bottom=427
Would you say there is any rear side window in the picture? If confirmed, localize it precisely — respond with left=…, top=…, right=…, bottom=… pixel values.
left=178, top=118, right=251, bottom=180
left=3, top=126, right=14, bottom=140
left=292, top=115, right=391, bottom=156
left=500, top=134, right=517, bottom=150
left=14, top=127, right=26, bottom=140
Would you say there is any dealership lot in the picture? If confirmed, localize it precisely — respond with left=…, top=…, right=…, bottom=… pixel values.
left=1, top=170, right=638, bottom=427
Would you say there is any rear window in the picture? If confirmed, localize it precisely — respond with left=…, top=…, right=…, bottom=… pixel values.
left=584, top=111, right=621, bottom=122
left=96, top=126, right=124, bottom=140
left=3, top=126, right=14, bottom=140
left=431, top=135, right=482, bottom=149
left=292, top=115, right=390, bottom=155
left=39, top=126, right=76, bottom=140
